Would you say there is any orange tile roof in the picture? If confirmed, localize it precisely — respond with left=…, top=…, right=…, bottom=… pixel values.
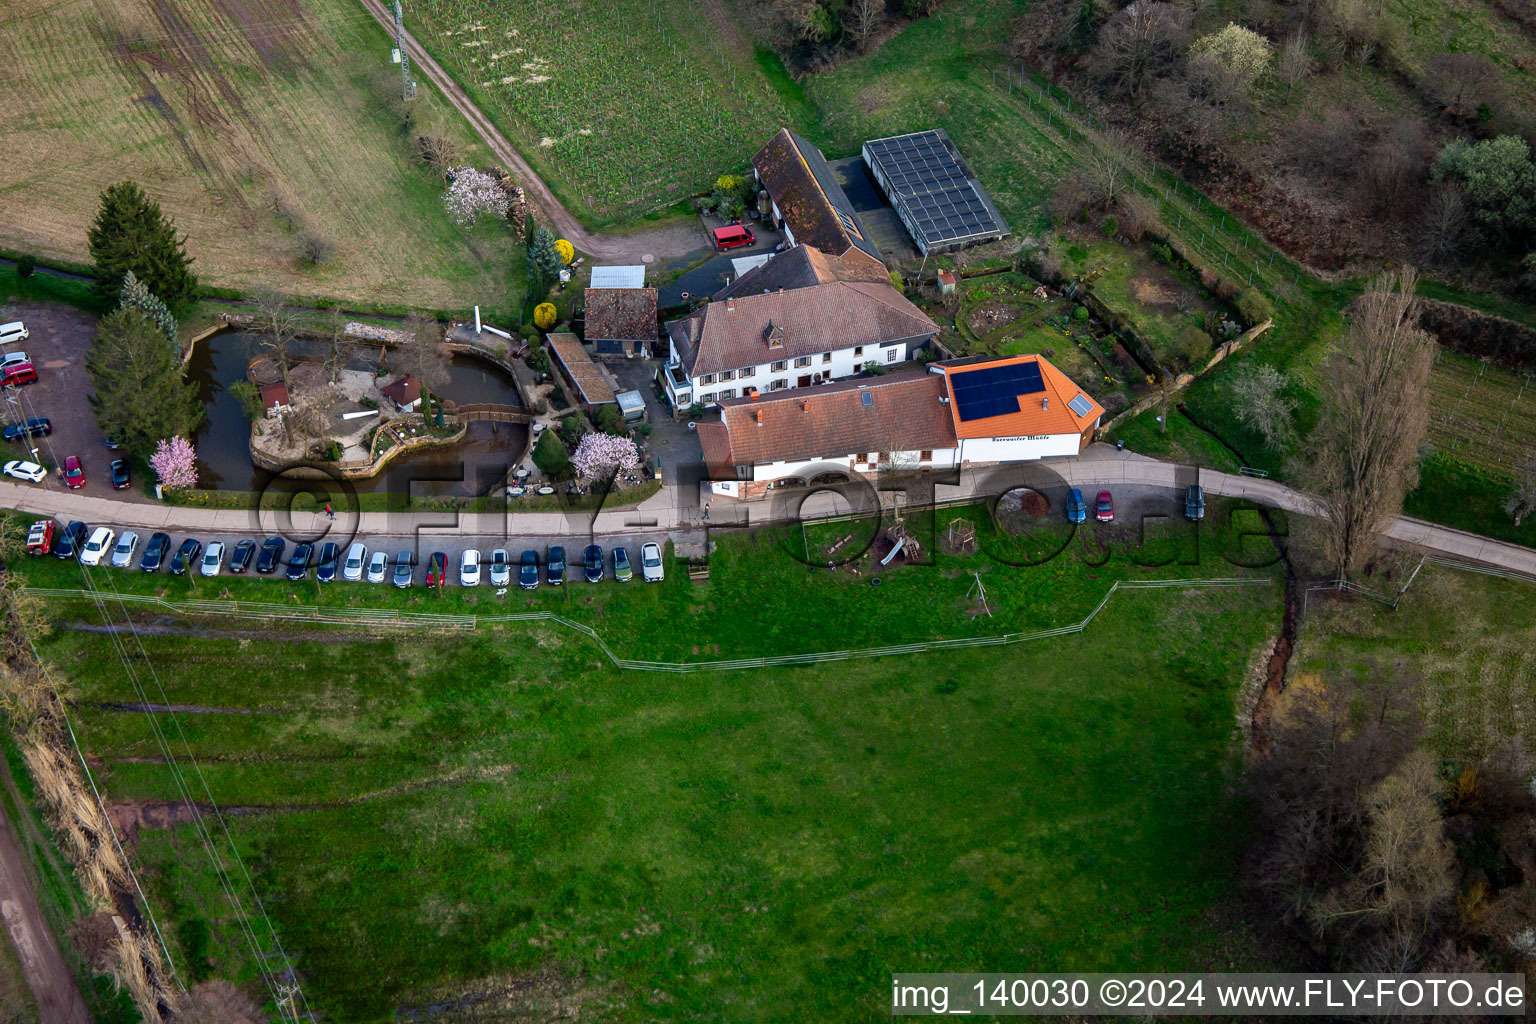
left=547, top=332, right=616, bottom=405
left=940, top=355, right=1103, bottom=439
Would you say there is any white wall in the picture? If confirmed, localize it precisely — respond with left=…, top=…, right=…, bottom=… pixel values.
left=957, top=433, right=1082, bottom=463
left=688, top=341, right=909, bottom=405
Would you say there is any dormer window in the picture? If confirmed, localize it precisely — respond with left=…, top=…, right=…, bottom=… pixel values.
left=765, top=321, right=785, bottom=350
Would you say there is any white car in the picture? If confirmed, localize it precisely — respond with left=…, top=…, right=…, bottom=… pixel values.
left=0, top=352, right=29, bottom=372
left=640, top=542, right=664, bottom=583
left=365, top=550, right=388, bottom=583
left=109, top=530, right=139, bottom=568
left=343, top=542, right=367, bottom=582
left=459, top=548, right=481, bottom=587
left=488, top=548, right=510, bottom=587
left=79, top=527, right=115, bottom=567
left=3, top=460, right=47, bottom=483
left=199, top=541, right=224, bottom=577
left=0, top=321, right=26, bottom=344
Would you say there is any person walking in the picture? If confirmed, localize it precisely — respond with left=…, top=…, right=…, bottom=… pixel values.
left=702, top=499, right=712, bottom=521
left=324, top=503, right=335, bottom=521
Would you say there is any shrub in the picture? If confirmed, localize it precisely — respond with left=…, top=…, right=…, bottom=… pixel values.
left=1175, top=324, right=1214, bottom=364
left=534, top=302, right=558, bottom=329
left=531, top=429, right=571, bottom=479
left=689, top=401, right=705, bottom=418
left=554, top=238, right=575, bottom=265
left=323, top=440, right=344, bottom=461
left=548, top=385, right=567, bottom=409
left=1100, top=214, right=1119, bottom=238
left=1234, top=288, right=1274, bottom=326
left=1073, top=305, right=1090, bottom=321
left=15, top=255, right=35, bottom=279
left=633, top=422, right=652, bottom=437
left=1152, top=243, right=1174, bottom=265
left=296, top=231, right=335, bottom=267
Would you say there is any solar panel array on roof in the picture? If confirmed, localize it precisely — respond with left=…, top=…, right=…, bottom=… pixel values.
left=864, top=131, right=1008, bottom=248
left=1068, top=392, right=1095, bottom=418
left=950, top=362, right=1045, bottom=422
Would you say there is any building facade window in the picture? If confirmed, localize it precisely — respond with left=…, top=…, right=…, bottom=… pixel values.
left=885, top=348, right=898, bottom=362
left=793, top=356, right=812, bottom=368
left=821, top=352, right=831, bottom=363
left=701, top=373, right=716, bottom=385
left=739, top=366, right=755, bottom=378
left=720, top=369, right=734, bottom=381
left=771, top=378, right=788, bottom=391
left=853, top=363, right=862, bottom=373
left=920, top=450, right=933, bottom=462
left=718, top=388, right=735, bottom=400
left=771, top=360, right=787, bottom=372
left=698, top=392, right=715, bottom=404
left=853, top=346, right=863, bottom=356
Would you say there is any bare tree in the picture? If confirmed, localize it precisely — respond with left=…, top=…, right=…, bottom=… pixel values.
left=1417, top=186, right=1468, bottom=261
left=251, top=287, right=299, bottom=393
left=323, top=308, right=354, bottom=386
left=1080, top=128, right=1139, bottom=208
left=172, top=979, right=266, bottom=1024
left=1305, top=266, right=1435, bottom=578
left=1088, top=1, right=1192, bottom=100
left=1228, top=363, right=1297, bottom=449
left=1363, top=118, right=1426, bottom=214
left=1278, top=31, right=1313, bottom=101
left=399, top=311, right=453, bottom=396
left=845, top=0, right=885, bottom=51
left=415, top=134, right=461, bottom=181
left=1506, top=451, right=1536, bottom=526
left=1423, top=52, right=1503, bottom=121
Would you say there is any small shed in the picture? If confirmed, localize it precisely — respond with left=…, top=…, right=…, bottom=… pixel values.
left=615, top=389, right=646, bottom=422
left=584, top=287, right=658, bottom=357
left=547, top=333, right=617, bottom=413
left=259, top=380, right=290, bottom=416
left=380, top=374, right=422, bottom=413
left=589, top=265, right=646, bottom=289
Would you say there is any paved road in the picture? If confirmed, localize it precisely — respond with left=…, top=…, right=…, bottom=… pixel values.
left=2, top=445, right=1533, bottom=574
left=355, top=0, right=700, bottom=264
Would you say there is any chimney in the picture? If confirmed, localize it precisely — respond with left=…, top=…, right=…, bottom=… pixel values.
left=748, top=387, right=759, bottom=402
left=801, top=399, right=809, bottom=412
left=726, top=298, right=735, bottom=312
left=754, top=409, right=763, bottom=425
left=1042, top=397, right=1049, bottom=410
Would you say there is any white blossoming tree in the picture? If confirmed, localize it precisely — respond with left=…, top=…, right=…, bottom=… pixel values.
left=442, top=167, right=510, bottom=227
left=571, top=432, right=641, bottom=481
left=149, top=435, right=198, bottom=491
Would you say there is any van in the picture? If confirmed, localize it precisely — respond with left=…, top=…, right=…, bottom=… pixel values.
left=711, top=224, right=756, bottom=251
left=0, top=322, right=28, bottom=345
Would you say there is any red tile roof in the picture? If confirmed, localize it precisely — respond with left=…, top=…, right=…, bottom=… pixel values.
left=939, top=355, right=1104, bottom=439
left=668, top=281, right=937, bottom=377
left=380, top=374, right=421, bottom=407
left=584, top=287, right=658, bottom=341
left=259, top=380, right=289, bottom=409
left=715, top=243, right=889, bottom=301
left=547, top=332, right=616, bottom=405
left=707, top=371, right=956, bottom=470
left=752, top=128, right=879, bottom=261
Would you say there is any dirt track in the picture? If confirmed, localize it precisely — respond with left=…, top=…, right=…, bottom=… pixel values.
left=356, top=0, right=702, bottom=263
left=0, top=804, right=89, bottom=1023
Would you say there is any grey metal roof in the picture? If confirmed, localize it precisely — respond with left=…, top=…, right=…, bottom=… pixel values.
left=863, top=130, right=1009, bottom=248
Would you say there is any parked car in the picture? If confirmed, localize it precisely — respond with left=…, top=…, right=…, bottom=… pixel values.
left=25, top=519, right=56, bottom=555
left=519, top=549, right=539, bottom=590
left=255, top=537, right=285, bottom=574
left=366, top=550, right=388, bottom=584
left=425, top=551, right=448, bottom=587
left=612, top=546, right=633, bottom=582
left=55, top=521, right=87, bottom=560
left=199, top=541, right=224, bottom=577
left=316, top=542, right=339, bottom=582
left=110, top=531, right=139, bottom=569
left=110, top=459, right=130, bottom=490
left=103, top=435, right=122, bottom=451
left=170, top=538, right=202, bottom=576
left=63, top=455, right=84, bottom=489
left=286, top=542, right=313, bottom=581
left=0, top=321, right=28, bottom=344
left=712, top=223, right=755, bottom=250
left=391, top=551, right=415, bottom=588
left=0, top=352, right=28, bottom=374
left=0, top=362, right=37, bottom=387
left=1065, top=488, right=1088, bottom=525
left=488, top=548, right=510, bottom=587
left=1184, top=484, right=1206, bottom=522
left=1095, top=490, right=1114, bottom=523
left=342, top=542, right=367, bottom=582
left=583, top=544, right=604, bottom=583
left=229, top=539, right=256, bottom=573
left=3, top=460, right=46, bottom=483
left=139, top=531, right=171, bottom=571
left=2, top=417, right=50, bottom=441
left=640, top=542, right=664, bottom=583
left=546, top=545, right=565, bottom=586
left=459, top=548, right=481, bottom=587
left=78, top=527, right=115, bottom=567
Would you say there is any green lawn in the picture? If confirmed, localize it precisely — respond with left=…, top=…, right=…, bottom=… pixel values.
left=35, top=544, right=1281, bottom=1021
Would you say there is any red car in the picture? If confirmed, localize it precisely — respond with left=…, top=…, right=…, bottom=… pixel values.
left=0, top=362, right=37, bottom=387
left=1095, top=490, right=1114, bottom=523
left=63, top=455, right=85, bottom=489
left=25, top=519, right=56, bottom=555
left=711, top=224, right=755, bottom=250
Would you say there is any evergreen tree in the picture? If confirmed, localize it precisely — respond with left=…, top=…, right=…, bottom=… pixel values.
left=118, top=271, right=180, bottom=355
left=87, top=181, right=198, bottom=312
left=531, top=428, right=571, bottom=479
left=86, top=308, right=204, bottom=461
left=527, top=227, right=563, bottom=294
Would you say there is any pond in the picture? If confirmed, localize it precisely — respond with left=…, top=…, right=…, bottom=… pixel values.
left=185, top=330, right=527, bottom=496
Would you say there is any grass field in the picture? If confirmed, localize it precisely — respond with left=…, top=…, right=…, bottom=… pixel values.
left=406, top=0, right=789, bottom=224
left=29, top=513, right=1282, bottom=1020
left=0, top=0, right=522, bottom=312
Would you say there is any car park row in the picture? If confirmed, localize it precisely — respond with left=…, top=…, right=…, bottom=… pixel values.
left=26, top=519, right=666, bottom=587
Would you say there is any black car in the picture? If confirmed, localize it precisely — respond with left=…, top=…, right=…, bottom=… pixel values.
left=103, top=435, right=122, bottom=450
left=228, top=539, right=256, bottom=573
left=1184, top=484, right=1206, bottom=522
left=315, top=542, right=339, bottom=583
left=54, top=521, right=87, bottom=560
left=2, top=417, right=50, bottom=441
left=139, top=531, right=171, bottom=571
left=286, top=542, right=313, bottom=581
left=546, top=545, right=566, bottom=586
left=519, top=549, right=539, bottom=590
left=255, top=537, right=285, bottom=574
left=109, top=459, right=130, bottom=490
left=169, top=538, right=201, bottom=576
left=583, top=544, right=604, bottom=583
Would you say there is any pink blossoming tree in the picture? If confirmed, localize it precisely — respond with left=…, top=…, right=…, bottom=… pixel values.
left=442, top=167, right=511, bottom=227
left=149, top=435, right=198, bottom=491
left=571, top=432, right=641, bottom=481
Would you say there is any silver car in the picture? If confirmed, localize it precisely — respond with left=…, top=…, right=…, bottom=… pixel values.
left=366, top=550, right=388, bottom=583
left=109, top=530, right=139, bottom=569
left=488, top=548, right=510, bottom=587
left=343, top=542, right=368, bottom=582
left=199, top=541, right=224, bottom=577
left=460, top=548, right=481, bottom=587
left=640, top=542, right=664, bottom=583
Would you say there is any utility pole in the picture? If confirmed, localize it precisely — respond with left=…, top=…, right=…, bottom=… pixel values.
left=393, top=0, right=416, bottom=101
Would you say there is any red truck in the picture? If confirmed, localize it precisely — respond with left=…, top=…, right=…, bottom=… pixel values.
left=26, top=519, right=57, bottom=555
